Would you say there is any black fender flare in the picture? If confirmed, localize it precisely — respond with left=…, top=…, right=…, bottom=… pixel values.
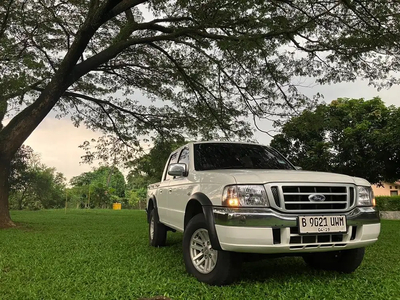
left=147, top=196, right=160, bottom=224
left=189, top=192, right=222, bottom=251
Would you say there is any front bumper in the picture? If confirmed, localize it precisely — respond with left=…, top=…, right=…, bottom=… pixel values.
left=213, top=207, right=380, bottom=253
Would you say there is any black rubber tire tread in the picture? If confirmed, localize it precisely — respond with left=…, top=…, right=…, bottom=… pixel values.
left=336, top=247, right=365, bottom=273
left=149, top=210, right=167, bottom=247
left=303, top=247, right=365, bottom=273
left=302, top=253, right=324, bottom=270
left=182, top=214, right=241, bottom=286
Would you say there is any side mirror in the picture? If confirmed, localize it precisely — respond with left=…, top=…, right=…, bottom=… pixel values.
left=295, top=166, right=303, bottom=170
left=168, top=163, right=188, bottom=177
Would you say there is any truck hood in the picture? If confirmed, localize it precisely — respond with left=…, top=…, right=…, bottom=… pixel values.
left=203, top=169, right=370, bottom=186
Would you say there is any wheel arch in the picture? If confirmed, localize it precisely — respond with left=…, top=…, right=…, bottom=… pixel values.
left=147, top=196, right=157, bottom=223
left=184, top=192, right=221, bottom=250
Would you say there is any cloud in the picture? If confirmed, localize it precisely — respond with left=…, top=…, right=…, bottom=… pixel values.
left=305, top=80, right=400, bottom=106
left=23, top=118, right=102, bottom=181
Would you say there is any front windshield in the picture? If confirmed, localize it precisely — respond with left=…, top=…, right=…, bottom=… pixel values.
left=194, top=143, right=294, bottom=171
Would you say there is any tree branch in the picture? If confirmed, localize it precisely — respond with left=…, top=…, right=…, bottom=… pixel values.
left=147, top=42, right=231, bottom=138
left=0, top=0, right=13, bottom=40
left=104, top=0, right=148, bottom=23
left=70, top=30, right=190, bottom=83
left=0, top=80, right=44, bottom=103
left=72, top=96, right=134, bottom=149
left=58, top=90, right=158, bottom=130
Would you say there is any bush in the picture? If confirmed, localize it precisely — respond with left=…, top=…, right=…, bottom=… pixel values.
left=375, top=196, right=400, bottom=211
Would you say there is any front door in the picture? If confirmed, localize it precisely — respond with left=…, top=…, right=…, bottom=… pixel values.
left=167, top=146, right=193, bottom=231
left=157, top=151, right=178, bottom=224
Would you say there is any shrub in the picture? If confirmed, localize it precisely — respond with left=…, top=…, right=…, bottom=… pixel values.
left=375, top=196, right=400, bottom=211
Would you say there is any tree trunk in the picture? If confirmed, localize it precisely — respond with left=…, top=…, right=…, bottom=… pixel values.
left=0, top=159, right=15, bottom=228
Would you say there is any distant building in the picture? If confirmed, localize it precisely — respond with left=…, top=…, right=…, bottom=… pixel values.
left=372, top=181, right=400, bottom=196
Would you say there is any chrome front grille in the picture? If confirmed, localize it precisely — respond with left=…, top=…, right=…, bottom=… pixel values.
left=267, top=183, right=355, bottom=213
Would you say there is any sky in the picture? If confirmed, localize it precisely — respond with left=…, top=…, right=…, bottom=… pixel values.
left=23, top=118, right=102, bottom=180
left=21, top=80, right=400, bottom=182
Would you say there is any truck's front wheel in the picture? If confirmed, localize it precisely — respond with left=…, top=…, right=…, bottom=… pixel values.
left=149, top=210, right=167, bottom=247
left=183, top=214, right=240, bottom=285
left=303, top=247, right=365, bottom=273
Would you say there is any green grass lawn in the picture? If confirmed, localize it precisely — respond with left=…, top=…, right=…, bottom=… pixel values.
left=0, top=210, right=399, bottom=300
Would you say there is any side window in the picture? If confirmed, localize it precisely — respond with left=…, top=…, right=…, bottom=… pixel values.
left=178, top=147, right=189, bottom=167
left=164, top=152, right=179, bottom=181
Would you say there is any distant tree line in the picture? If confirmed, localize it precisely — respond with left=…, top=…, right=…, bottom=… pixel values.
left=8, top=137, right=186, bottom=210
left=68, top=166, right=126, bottom=209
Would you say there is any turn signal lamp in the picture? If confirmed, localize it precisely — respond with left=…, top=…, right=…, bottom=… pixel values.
left=227, top=198, right=240, bottom=207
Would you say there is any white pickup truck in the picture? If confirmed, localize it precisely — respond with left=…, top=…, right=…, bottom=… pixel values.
left=146, top=141, right=380, bottom=285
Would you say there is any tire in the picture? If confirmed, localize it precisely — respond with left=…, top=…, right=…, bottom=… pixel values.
left=182, top=214, right=241, bottom=285
left=336, top=247, right=365, bottom=273
left=303, top=247, right=365, bottom=273
left=149, top=209, right=167, bottom=247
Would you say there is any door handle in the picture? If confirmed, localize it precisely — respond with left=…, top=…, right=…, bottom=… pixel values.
left=159, top=189, right=163, bottom=194
left=169, top=188, right=172, bottom=193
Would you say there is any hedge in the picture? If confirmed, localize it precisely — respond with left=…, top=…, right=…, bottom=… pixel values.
left=375, top=196, right=400, bottom=211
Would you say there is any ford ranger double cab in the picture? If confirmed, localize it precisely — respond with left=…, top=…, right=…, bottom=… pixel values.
left=146, top=142, right=380, bottom=285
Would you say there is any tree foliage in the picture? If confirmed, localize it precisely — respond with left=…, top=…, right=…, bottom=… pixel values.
left=9, top=147, right=66, bottom=210
left=9, top=145, right=34, bottom=192
left=127, top=187, right=147, bottom=209
left=126, top=135, right=187, bottom=189
left=2, top=0, right=400, bottom=227
left=121, top=136, right=186, bottom=208
left=270, top=98, right=400, bottom=183
left=3, top=1, right=400, bottom=149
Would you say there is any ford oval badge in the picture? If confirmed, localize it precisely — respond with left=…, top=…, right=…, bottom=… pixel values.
left=308, top=194, right=326, bottom=202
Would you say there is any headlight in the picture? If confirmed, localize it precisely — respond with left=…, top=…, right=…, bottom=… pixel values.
left=222, top=185, right=269, bottom=207
left=357, top=186, right=375, bottom=206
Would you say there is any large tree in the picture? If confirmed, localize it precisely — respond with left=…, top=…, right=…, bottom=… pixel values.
left=270, top=97, right=400, bottom=183
left=2, top=1, right=400, bottom=227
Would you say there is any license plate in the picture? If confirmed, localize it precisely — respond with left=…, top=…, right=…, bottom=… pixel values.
left=298, top=215, right=347, bottom=234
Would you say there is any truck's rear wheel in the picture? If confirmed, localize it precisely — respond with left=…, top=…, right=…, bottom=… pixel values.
left=183, top=214, right=240, bottom=285
left=149, top=210, right=167, bottom=247
left=303, top=247, right=365, bottom=273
